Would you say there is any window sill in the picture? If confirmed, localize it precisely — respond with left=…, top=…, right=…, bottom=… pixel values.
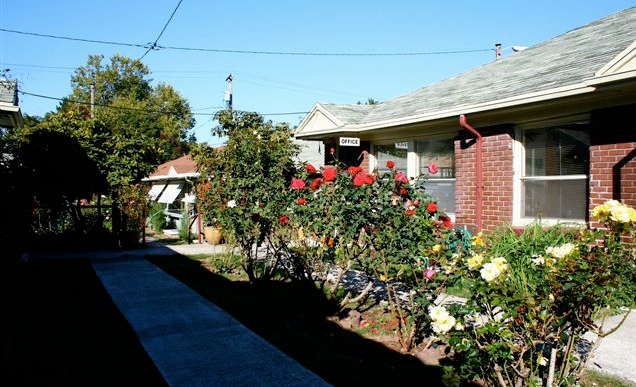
left=513, top=217, right=587, bottom=229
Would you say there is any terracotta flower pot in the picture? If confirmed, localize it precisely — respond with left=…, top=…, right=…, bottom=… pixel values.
left=204, top=226, right=223, bottom=245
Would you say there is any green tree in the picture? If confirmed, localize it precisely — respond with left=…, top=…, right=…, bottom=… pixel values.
left=195, top=110, right=300, bottom=283
left=67, top=54, right=195, bottom=162
left=11, top=54, right=196, bottom=241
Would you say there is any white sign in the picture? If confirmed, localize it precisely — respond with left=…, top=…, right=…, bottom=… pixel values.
left=395, top=142, right=408, bottom=150
left=339, top=137, right=360, bottom=147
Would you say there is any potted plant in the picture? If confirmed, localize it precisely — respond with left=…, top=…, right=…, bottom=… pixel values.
left=196, top=178, right=224, bottom=245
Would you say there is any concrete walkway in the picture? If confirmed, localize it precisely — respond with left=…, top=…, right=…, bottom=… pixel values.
left=584, top=311, right=636, bottom=383
left=92, top=252, right=330, bottom=387
left=23, top=240, right=636, bottom=385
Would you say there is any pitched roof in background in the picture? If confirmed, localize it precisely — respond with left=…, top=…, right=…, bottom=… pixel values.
left=298, top=6, right=636, bottom=134
left=148, top=154, right=198, bottom=178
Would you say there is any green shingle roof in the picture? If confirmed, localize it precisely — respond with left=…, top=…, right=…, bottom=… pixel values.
left=319, top=6, right=636, bottom=126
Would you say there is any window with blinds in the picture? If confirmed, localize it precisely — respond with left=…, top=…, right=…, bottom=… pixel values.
left=522, top=126, right=589, bottom=220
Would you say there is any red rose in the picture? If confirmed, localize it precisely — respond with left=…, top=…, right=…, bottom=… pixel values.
left=310, top=178, right=322, bottom=190
left=278, top=214, right=289, bottom=224
left=323, top=166, right=337, bottom=182
left=365, top=174, right=375, bottom=185
left=399, top=186, right=408, bottom=196
left=353, top=173, right=366, bottom=187
left=290, top=178, right=306, bottom=190
left=305, top=164, right=317, bottom=174
left=440, top=215, right=452, bottom=229
left=426, top=202, right=438, bottom=213
left=386, top=160, right=395, bottom=169
left=427, top=163, right=439, bottom=175
left=348, top=166, right=363, bottom=177
left=297, top=197, right=306, bottom=205
left=405, top=208, right=415, bottom=217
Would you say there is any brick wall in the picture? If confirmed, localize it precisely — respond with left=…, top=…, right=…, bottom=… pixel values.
left=589, top=142, right=636, bottom=227
left=589, top=105, right=636, bottom=228
left=455, top=131, right=514, bottom=232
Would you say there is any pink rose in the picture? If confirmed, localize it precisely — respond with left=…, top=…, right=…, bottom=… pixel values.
left=427, top=163, right=439, bottom=175
left=395, top=172, right=408, bottom=184
left=424, top=267, right=435, bottom=280
left=290, top=178, right=306, bottom=190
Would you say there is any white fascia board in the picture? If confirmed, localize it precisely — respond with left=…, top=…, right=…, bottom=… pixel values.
left=342, top=83, right=597, bottom=133
left=595, top=41, right=636, bottom=77
left=0, top=103, right=23, bottom=127
left=586, top=69, right=636, bottom=86
left=141, top=172, right=200, bottom=182
left=294, top=103, right=345, bottom=137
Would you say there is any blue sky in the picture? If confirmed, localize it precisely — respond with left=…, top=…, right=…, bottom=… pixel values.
left=2, top=1, right=635, bottom=144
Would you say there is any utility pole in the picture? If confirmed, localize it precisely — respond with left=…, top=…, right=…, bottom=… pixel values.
left=89, top=83, right=95, bottom=118
left=224, top=74, right=233, bottom=111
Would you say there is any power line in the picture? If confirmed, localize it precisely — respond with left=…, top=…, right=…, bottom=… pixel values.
left=0, top=28, right=148, bottom=49
left=18, top=89, right=308, bottom=117
left=140, top=0, right=184, bottom=60
left=1, top=27, right=494, bottom=57
left=18, top=89, right=184, bottom=114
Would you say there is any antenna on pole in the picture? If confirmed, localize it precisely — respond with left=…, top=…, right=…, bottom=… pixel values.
left=224, top=74, right=233, bottom=111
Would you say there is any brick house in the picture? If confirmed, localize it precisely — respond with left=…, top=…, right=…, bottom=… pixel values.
left=294, top=6, right=636, bottom=232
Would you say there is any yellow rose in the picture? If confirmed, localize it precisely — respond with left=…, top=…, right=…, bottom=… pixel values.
left=466, top=253, right=484, bottom=271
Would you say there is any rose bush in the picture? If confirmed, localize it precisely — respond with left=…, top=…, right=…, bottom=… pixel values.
left=434, top=200, right=636, bottom=387
left=275, top=159, right=455, bottom=351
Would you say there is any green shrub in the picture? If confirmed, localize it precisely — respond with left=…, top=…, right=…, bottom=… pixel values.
left=148, top=202, right=166, bottom=232
left=434, top=201, right=636, bottom=387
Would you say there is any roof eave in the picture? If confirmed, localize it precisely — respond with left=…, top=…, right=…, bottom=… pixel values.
left=142, top=172, right=200, bottom=182
left=296, top=82, right=597, bottom=139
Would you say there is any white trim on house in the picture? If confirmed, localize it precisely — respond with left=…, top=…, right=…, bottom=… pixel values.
left=511, top=124, right=590, bottom=228
left=296, top=83, right=598, bottom=139
left=142, top=172, right=199, bottom=182
left=595, top=41, right=636, bottom=77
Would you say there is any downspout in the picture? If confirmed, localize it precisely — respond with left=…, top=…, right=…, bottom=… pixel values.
left=459, top=115, right=483, bottom=231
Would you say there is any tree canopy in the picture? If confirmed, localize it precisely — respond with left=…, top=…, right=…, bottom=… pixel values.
left=4, top=54, right=197, bottom=245
left=18, top=54, right=196, bottom=195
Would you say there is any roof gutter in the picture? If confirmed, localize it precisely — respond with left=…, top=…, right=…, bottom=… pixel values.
left=459, top=115, right=483, bottom=231
left=141, top=172, right=200, bottom=182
